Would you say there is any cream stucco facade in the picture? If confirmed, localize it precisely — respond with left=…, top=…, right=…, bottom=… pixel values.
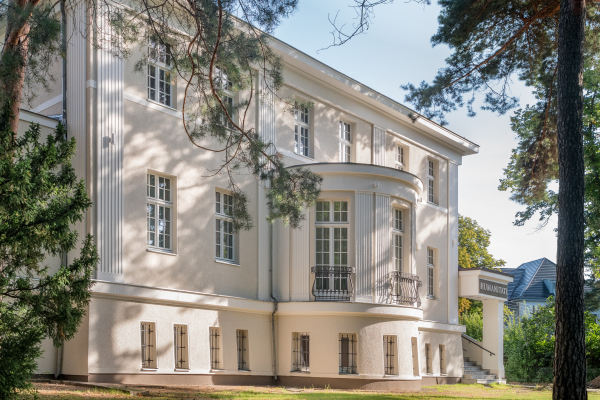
left=9, top=1, right=527, bottom=391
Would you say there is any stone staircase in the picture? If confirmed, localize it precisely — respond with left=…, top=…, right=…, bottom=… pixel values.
left=462, top=357, right=506, bottom=384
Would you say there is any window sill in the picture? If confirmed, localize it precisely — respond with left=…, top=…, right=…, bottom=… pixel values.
left=427, top=296, right=439, bottom=301
left=147, top=248, right=177, bottom=256
left=278, top=148, right=316, bottom=164
left=423, top=201, right=448, bottom=213
left=290, top=370, right=310, bottom=374
left=215, top=258, right=240, bottom=267
left=147, top=98, right=177, bottom=112
left=339, top=373, right=359, bottom=376
left=237, top=369, right=252, bottom=373
left=174, top=369, right=190, bottom=372
left=140, top=368, right=158, bottom=372
left=210, top=369, right=225, bottom=373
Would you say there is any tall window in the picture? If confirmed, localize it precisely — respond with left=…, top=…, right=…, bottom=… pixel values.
left=209, top=327, right=221, bottom=370
left=173, top=324, right=189, bottom=370
left=427, top=159, right=436, bottom=204
left=148, top=39, right=172, bottom=107
left=295, top=104, right=310, bottom=157
left=292, top=333, right=310, bottom=372
left=140, top=322, right=157, bottom=369
left=339, top=121, right=351, bottom=162
left=383, top=335, right=397, bottom=375
left=215, top=191, right=235, bottom=262
left=425, top=343, right=432, bottom=374
left=147, top=173, right=173, bottom=251
left=396, top=146, right=406, bottom=170
left=236, top=329, right=249, bottom=371
left=339, top=334, right=357, bottom=374
left=315, top=201, right=349, bottom=296
left=215, top=67, right=235, bottom=129
left=439, top=344, right=446, bottom=374
left=427, top=248, right=435, bottom=298
left=392, top=209, right=404, bottom=272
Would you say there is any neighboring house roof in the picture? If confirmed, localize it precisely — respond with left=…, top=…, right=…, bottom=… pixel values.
left=500, top=258, right=557, bottom=301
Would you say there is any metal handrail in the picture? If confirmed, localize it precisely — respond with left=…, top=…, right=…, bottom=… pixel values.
left=311, top=265, right=355, bottom=301
left=461, top=333, right=496, bottom=356
left=388, top=271, right=422, bottom=307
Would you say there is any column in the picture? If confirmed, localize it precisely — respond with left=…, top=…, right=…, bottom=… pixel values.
left=95, top=5, right=124, bottom=282
left=482, top=299, right=506, bottom=379
left=374, top=194, right=391, bottom=303
left=355, top=192, right=373, bottom=302
left=290, top=212, right=310, bottom=301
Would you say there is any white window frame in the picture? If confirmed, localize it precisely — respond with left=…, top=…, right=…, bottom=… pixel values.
left=147, top=38, right=173, bottom=107
left=147, top=172, right=174, bottom=252
left=215, top=190, right=236, bottom=262
left=396, top=145, right=407, bottom=170
left=427, top=248, right=435, bottom=298
left=427, top=159, right=437, bottom=205
left=215, top=67, right=235, bottom=130
left=339, top=121, right=352, bottom=162
left=392, top=208, right=404, bottom=272
left=140, top=321, right=157, bottom=370
left=173, top=323, right=189, bottom=370
left=315, top=200, right=350, bottom=294
left=295, top=104, right=310, bottom=157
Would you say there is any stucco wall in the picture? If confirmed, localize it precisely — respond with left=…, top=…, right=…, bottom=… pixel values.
left=418, top=330, right=463, bottom=377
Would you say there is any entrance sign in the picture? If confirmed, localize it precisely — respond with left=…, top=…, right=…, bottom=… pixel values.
left=479, top=279, right=508, bottom=299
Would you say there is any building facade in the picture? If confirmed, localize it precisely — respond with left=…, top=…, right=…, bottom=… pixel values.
left=9, top=2, right=523, bottom=390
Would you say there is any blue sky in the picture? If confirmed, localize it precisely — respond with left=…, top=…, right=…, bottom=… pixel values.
left=272, top=0, right=557, bottom=269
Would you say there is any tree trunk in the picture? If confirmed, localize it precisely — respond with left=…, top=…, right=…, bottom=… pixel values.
left=1, top=0, right=37, bottom=134
left=553, top=0, right=587, bottom=398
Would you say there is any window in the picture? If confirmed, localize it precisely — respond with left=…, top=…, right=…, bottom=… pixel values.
left=425, top=343, right=432, bottom=374
left=339, top=121, right=351, bottom=162
left=411, top=337, right=419, bottom=376
left=383, top=335, right=397, bottom=375
left=209, top=327, right=222, bottom=370
left=215, top=67, right=235, bottom=130
left=236, top=329, right=249, bottom=371
left=173, top=324, right=189, bottom=370
left=295, top=104, right=310, bottom=157
left=148, top=38, right=172, bottom=107
left=427, top=159, right=438, bottom=204
left=439, top=344, right=446, bottom=375
left=392, top=209, right=404, bottom=272
left=395, top=146, right=406, bottom=170
left=140, top=322, right=157, bottom=369
left=339, top=334, right=357, bottom=374
left=427, top=248, right=435, bottom=298
left=292, top=333, right=310, bottom=372
left=315, top=201, right=349, bottom=298
left=215, top=191, right=235, bottom=262
left=147, top=173, right=173, bottom=251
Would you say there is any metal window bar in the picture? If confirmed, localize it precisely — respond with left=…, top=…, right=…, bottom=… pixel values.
left=237, top=330, right=248, bottom=370
left=384, top=336, right=395, bottom=375
left=210, top=328, right=220, bottom=370
left=174, top=325, right=187, bottom=369
left=339, top=334, right=357, bottom=374
left=389, top=271, right=422, bottom=307
left=141, top=323, right=155, bottom=368
left=292, top=333, right=310, bottom=372
left=426, top=343, right=431, bottom=374
left=439, top=345, right=445, bottom=374
left=311, top=266, right=355, bottom=301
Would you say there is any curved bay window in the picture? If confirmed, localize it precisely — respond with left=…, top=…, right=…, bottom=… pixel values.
left=312, top=200, right=354, bottom=301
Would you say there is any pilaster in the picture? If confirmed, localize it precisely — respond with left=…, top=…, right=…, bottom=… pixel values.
left=290, top=213, right=310, bottom=301
left=355, top=192, right=373, bottom=302
left=374, top=194, right=391, bottom=303
left=372, top=125, right=386, bottom=166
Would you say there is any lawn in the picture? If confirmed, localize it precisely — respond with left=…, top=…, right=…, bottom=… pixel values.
left=27, top=382, right=600, bottom=400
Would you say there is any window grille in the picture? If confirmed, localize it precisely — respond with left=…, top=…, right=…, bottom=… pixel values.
left=173, top=324, right=188, bottom=369
left=393, top=234, right=403, bottom=272
left=295, top=104, right=310, bottom=157
left=292, top=333, right=310, bottom=372
left=209, top=327, right=221, bottom=370
left=147, top=173, right=173, bottom=251
left=427, top=249, right=435, bottom=297
left=215, top=191, right=235, bottom=261
left=147, top=39, right=172, bottom=107
left=339, top=334, right=357, bottom=374
left=236, top=329, right=249, bottom=371
left=140, top=322, right=156, bottom=369
left=411, top=337, right=419, bottom=376
left=439, top=344, right=446, bottom=374
left=425, top=343, right=432, bottom=374
left=383, top=335, right=397, bottom=375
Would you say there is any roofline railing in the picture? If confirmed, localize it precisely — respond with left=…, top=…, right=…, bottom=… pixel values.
left=461, top=333, right=496, bottom=356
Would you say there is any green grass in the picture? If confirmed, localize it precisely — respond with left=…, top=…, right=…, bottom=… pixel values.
left=30, top=382, right=600, bottom=400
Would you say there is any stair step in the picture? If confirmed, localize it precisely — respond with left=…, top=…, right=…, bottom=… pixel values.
left=464, top=366, right=489, bottom=372
left=462, top=378, right=507, bottom=385
left=466, top=371, right=494, bottom=377
left=464, top=374, right=497, bottom=380
left=463, top=361, right=477, bottom=366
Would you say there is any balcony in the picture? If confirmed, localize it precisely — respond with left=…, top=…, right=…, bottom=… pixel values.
left=311, top=266, right=355, bottom=301
left=389, top=271, right=422, bottom=307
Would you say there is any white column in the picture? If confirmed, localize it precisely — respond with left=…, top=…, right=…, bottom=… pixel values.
left=482, top=299, right=506, bottom=379
left=95, top=5, right=124, bottom=282
left=276, top=220, right=290, bottom=301
left=372, top=125, right=386, bottom=166
left=374, top=194, right=391, bottom=303
left=411, top=204, right=417, bottom=275
left=290, top=213, right=310, bottom=301
left=448, top=162, right=459, bottom=324
left=355, top=192, right=373, bottom=302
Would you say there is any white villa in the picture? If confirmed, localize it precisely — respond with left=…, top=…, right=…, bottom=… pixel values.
left=12, top=2, right=514, bottom=391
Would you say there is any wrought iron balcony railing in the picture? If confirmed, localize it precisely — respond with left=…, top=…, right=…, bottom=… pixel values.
left=389, top=271, right=422, bottom=307
left=311, top=265, right=355, bottom=301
